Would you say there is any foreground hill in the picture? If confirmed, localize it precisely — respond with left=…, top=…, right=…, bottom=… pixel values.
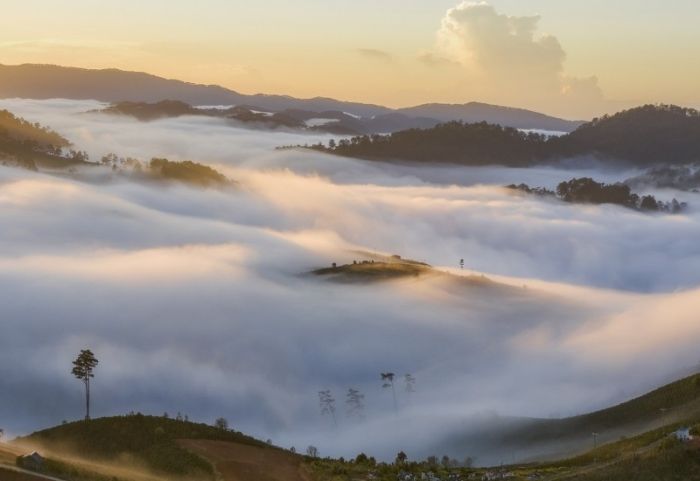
left=435, top=372, right=700, bottom=465
left=0, top=64, right=582, bottom=132
left=6, top=372, right=700, bottom=481
left=180, top=439, right=311, bottom=481
left=13, top=414, right=300, bottom=481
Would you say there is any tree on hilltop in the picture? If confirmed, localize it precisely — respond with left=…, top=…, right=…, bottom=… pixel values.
left=71, top=349, right=99, bottom=420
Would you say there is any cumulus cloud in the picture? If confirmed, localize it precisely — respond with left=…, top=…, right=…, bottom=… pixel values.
left=424, top=1, right=607, bottom=118
left=0, top=99, right=699, bottom=464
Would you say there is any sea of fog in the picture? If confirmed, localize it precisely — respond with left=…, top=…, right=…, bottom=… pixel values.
left=1, top=98, right=700, bottom=463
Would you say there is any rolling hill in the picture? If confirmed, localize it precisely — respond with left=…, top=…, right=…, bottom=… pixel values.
left=434, top=371, right=700, bottom=466
left=10, top=414, right=305, bottom=481
left=317, top=104, right=700, bottom=168
left=396, top=102, right=583, bottom=132
left=0, top=64, right=582, bottom=132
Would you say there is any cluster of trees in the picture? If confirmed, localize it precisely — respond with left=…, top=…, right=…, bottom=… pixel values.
left=317, top=373, right=416, bottom=428
left=293, top=105, right=700, bottom=168
left=100, top=153, right=231, bottom=187
left=301, top=121, right=549, bottom=166
left=0, top=109, right=85, bottom=170
left=0, top=109, right=69, bottom=149
left=99, top=100, right=200, bottom=121
left=308, top=450, right=477, bottom=481
left=508, top=177, right=687, bottom=213
left=552, top=104, right=700, bottom=166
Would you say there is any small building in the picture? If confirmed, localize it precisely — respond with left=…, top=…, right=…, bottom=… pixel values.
left=18, top=451, right=45, bottom=471
left=675, top=427, right=693, bottom=442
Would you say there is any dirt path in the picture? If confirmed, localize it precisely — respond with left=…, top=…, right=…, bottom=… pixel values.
left=178, top=439, right=313, bottom=481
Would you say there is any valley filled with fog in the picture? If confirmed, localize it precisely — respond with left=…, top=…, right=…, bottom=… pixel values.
left=2, top=99, right=700, bottom=464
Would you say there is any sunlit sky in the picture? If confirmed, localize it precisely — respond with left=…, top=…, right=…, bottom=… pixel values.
left=2, top=0, right=699, bottom=118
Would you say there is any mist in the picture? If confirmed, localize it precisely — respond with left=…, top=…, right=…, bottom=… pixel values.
left=1, top=99, right=699, bottom=464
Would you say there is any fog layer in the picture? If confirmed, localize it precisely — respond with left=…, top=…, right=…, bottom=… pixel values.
left=0, top=99, right=699, bottom=464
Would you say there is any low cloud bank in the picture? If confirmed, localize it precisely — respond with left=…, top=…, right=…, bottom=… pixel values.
left=0, top=99, right=699, bottom=463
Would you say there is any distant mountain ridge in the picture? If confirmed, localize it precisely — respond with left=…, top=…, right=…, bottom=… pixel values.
left=0, top=63, right=583, bottom=132
left=398, top=102, right=583, bottom=132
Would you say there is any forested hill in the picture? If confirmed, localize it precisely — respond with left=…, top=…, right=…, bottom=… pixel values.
left=315, top=121, right=550, bottom=167
left=0, top=110, right=79, bottom=170
left=308, top=105, right=700, bottom=167
left=550, top=104, right=700, bottom=165
left=0, top=110, right=69, bottom=148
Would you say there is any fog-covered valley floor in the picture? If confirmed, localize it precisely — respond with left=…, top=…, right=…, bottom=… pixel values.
left=1, top=99, right=700, bottom=464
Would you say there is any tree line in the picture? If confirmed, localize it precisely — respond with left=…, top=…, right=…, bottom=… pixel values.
left=317, top=372, right=417, bottom=428
left=507, top=177, right=687, bottom=213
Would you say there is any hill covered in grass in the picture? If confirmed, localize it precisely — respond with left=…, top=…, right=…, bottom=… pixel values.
left=439, top=372, right=700, bottom=465
left=311, top=256, right=431, bottom=282
left=14, top=414, right=270, bottom=480
left=7, top=375, right=700, bottom=481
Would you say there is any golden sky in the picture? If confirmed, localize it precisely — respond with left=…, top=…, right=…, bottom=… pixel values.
left=1, top=0, right=699, bottom=119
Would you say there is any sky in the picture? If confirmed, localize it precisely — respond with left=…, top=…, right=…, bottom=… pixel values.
left=1, top=0, right=699, bottom=118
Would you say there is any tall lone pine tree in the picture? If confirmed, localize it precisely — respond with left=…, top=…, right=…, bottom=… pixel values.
left=72, top=349, right=99, bottom=420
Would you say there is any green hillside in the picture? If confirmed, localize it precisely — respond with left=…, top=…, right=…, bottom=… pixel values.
left=0, top=109, right=79, bottom=170
left=15, top=414, right=270, bottom=480
left=440, top=372, right=700, bottom=465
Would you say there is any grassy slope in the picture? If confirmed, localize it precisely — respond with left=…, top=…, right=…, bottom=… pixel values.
left=16, top=414, right=269, bottom=480
left=312, top=260, right=430, bottom=282
left=566, top=441, right=700, bottom=481
left=311, top=255, right=511, bottom=291
left=441, top=372, right=700, bottom=463
left=179, top=439, right=313, bottom=481
left=517, top=372, right=700, bottom=448
left=8, top=374, right=700, bottom=481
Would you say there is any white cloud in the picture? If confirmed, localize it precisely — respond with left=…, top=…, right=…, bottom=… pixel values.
left=427, top=1, right=607, bottom=118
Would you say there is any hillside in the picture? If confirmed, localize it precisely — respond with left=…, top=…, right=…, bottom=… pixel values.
left=0, top=64, right=583, bottom=132
left=96, top=100, right=201, bottom=121
left=311, top=121, right=549, bottom=166
left=436, top=372, right=700, bottom=465
left=551, top=104, right=700, bottom=166
left=6, top=373, right=700, bottom=481
left=0, top=109, right=78, bottom=170
left=0, top=64, right=389, bottom=118
left=13, top=414, right=276, bottom=480
left=179, top=439, right=312, bottom=481
left=397, top=102, right=583, bottom=132
left=316, top=104, right=700, bottom=168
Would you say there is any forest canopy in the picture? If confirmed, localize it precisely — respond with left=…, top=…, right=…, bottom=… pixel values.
left=507, top=177, right=686, bottom=213
left=299, top=105, right=700, bottom=168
